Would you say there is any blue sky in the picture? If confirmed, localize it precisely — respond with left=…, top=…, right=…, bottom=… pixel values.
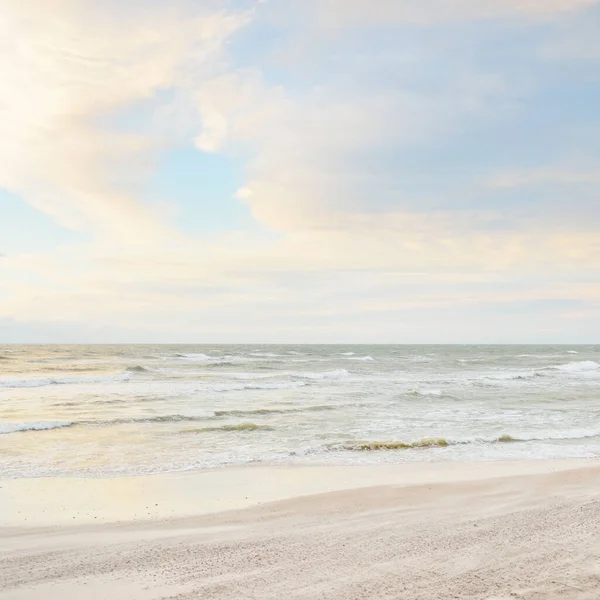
left=1, top=0, right=599, bottom=342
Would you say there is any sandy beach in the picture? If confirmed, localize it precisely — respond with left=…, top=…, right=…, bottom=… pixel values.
left=1, top=459, right=599, bottom=599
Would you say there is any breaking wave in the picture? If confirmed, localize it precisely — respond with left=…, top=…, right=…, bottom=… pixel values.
left=339, top=438, right=451, bottom=451
left=299, top=369, right=350, bottom=381
left=550, top=360, right=600, bottom=373
left=174, top=353, right=238, bottom=365
left=332, top=430, right=600, bottom=451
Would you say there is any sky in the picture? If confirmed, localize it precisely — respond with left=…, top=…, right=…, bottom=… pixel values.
left=1, top=0, right=600, bottom=343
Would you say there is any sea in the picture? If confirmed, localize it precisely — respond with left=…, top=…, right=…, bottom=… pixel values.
left=1, top=345, right=599, bottom=478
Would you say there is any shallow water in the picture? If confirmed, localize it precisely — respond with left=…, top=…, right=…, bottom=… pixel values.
left=1, top=344, right=600, bottom=478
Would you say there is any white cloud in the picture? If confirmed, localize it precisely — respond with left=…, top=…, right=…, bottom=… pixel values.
left=0, top=0, right=249, bottom=244
left=191, top=66, right=520, bottom=231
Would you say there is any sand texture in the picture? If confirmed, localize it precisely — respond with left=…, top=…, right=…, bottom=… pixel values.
left=1, top=462, right=599, bottom=599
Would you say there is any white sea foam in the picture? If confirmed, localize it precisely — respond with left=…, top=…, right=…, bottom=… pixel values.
left=409, top=389, right=442, bottom=396
left=300, top=369, right=350, bottom=381
left=553, top=360, right=600, bottom=372
left=406, top=355, right=433, bottom=363
left=348, top=355, right=374, bottom=361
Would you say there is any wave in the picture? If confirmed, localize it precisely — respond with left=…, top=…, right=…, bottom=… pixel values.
left=504, top=429, right=600, bottom=442
left=91, top=398, right=128, bottom=405
left=550, top=360, right=600, bottom=373
left=116, top=414, right=210, bottom=424
left=407, top=389, right=442, bottom=397
left=339, top=352, right=355, bottom=356
left=449, top=362, right=599, bottom=386
left=126, top=365, right=152, bottom=373
left=299, top=369, right=350, bottom=381
left=339, top=438, right=450, bottom=451
left=214, top=405, right=337, bottom=418
left=334, top=430, right=600, bottom=451
left=0, top=372, right=131, bottom=389
left=174, top=352, right=284, bottom=365
left=566, top=350, right=579, bottom=354
left=53, top=398, right=127, bottom=407
left=406, top=355, right=433, bottom=363
left=221, top=372, right=281, bottom=380
left=207, top=381, right=307, bottom=392
left=174, top=352, right=211, bottom=360
left=477, top=371, right=539, bottom=382
left=0, top=421, right=76, bottom=435
left=348, top=356, right=374, bottom=361
left=174, top=353, right=237, bottom=365
left=0, top=414, right=212, bottom=434
left=183, top=422, right=273, bottom=433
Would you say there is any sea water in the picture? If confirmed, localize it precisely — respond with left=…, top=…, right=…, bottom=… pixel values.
left=1, top=345, right=599, bottom=478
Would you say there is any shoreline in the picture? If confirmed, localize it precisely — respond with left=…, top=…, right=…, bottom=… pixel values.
left=1, top=457, right=597, bottom=528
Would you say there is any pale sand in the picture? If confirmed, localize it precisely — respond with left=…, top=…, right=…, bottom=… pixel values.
left=1, top=460, right=599, bottom=599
